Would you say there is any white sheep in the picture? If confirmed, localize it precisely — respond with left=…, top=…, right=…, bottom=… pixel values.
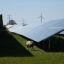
left=26, top=40, right=34, bottom=49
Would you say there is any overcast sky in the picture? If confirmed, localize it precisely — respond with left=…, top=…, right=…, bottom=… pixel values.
left=0, top=0, right=64, bottom=25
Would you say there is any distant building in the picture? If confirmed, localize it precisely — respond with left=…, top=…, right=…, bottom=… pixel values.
left=7, top=20, right=17, bottom=25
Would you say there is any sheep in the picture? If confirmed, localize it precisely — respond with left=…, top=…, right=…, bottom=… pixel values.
left=26, top=40, right=34, bottom=50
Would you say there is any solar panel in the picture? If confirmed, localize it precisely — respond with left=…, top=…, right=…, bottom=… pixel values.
left=60, top=31, right=64, bottom=34
left=7, top=24, right=41, bottom=34
left=7, top=19, right=64, bottom=42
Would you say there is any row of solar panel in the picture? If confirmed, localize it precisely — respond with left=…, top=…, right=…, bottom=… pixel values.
left=7, top=19, right=64, bottom=42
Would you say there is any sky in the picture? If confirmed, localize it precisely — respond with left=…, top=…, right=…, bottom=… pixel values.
left=0, top=0, right=64, bottom=25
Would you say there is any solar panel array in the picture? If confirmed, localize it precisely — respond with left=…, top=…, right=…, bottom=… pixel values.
left=7, top=19, right=64, bottom=42
left=60, top=31, right=64, bottom=34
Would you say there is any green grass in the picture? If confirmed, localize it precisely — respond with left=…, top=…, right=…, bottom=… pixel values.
left=54, top=35, right=64, bottom=39
left=0, top=30, right=64, bottom=64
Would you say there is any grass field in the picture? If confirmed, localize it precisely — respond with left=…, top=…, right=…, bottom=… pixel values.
left=0, top=30, right=64, bottom=64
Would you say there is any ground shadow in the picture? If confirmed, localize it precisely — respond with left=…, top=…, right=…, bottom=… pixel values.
left=35, top=36, right=64, bottom=52
left=0, top=30, right=33, bottom=57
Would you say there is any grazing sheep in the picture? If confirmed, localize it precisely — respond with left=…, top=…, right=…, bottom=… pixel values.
left=26, top=40, right=34, bottom=50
